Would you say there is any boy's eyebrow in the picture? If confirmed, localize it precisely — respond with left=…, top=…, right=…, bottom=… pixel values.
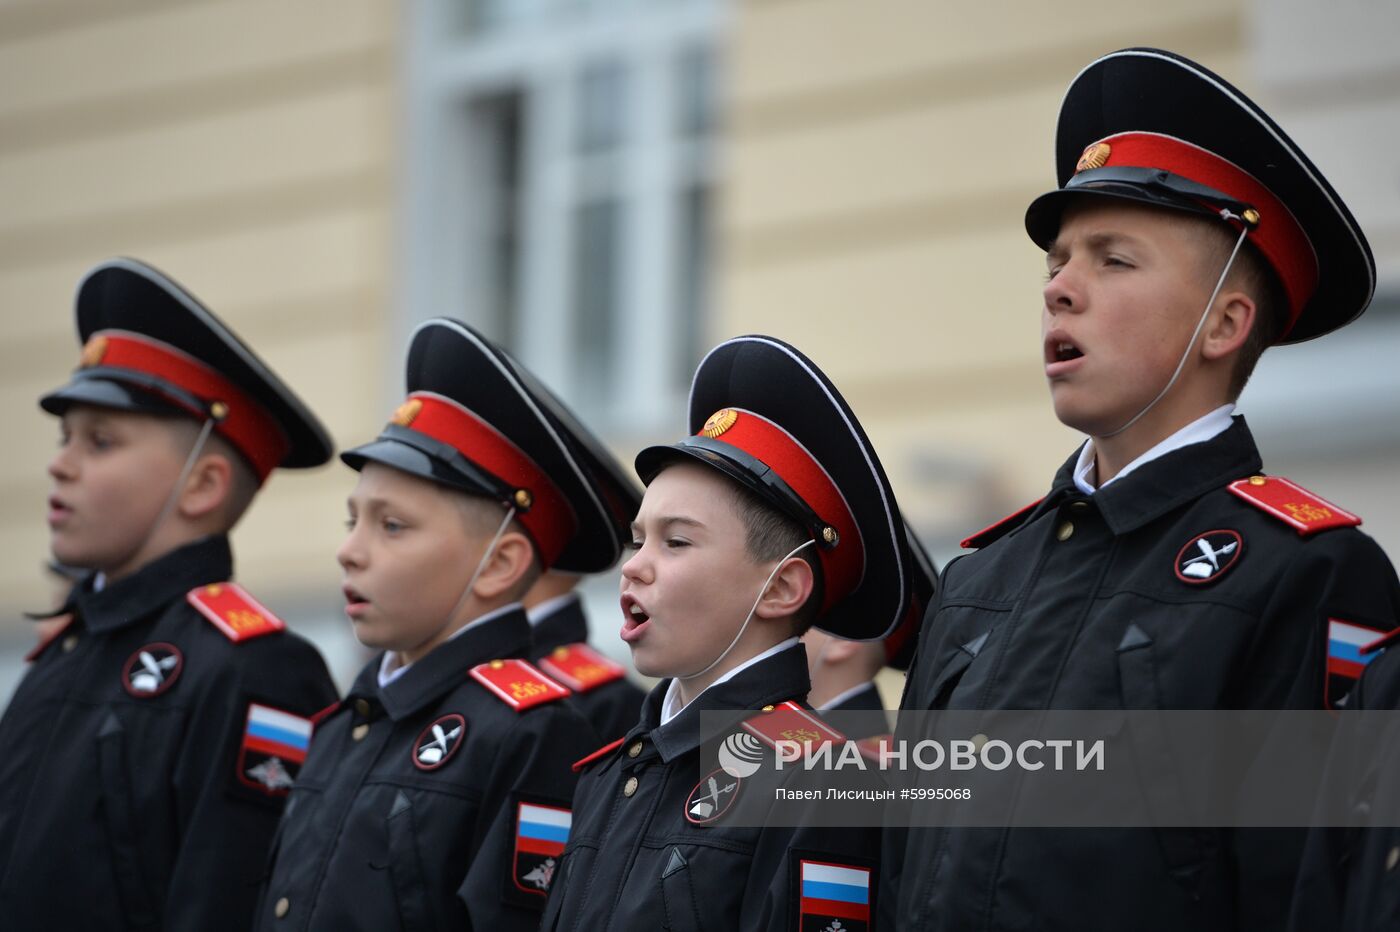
left=629, top=515, right=705, bottom=534
left=1048, top=229, right=1146, bottom=262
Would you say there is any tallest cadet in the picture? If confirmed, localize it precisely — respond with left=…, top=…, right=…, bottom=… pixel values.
left=890, top=48, right=1400, bottom=930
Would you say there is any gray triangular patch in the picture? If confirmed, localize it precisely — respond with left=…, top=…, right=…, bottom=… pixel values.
left=390, top=790, right=412, bottom=818
left=961, top=632, right=989, bottom=657
left=1117, top=624, right=1153, bottom=652
left=663, top=846, right=688, bottom=878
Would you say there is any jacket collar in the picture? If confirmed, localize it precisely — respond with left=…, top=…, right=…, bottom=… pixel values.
left=528, top=594, right=589, bottom=658
left=1016, top=416, right=1264, bottom=538
left=71, top=535, right=232, bottom=635
left=350, top=605, right=535, bottom=722
left=642, top=642, right=812, bottom=763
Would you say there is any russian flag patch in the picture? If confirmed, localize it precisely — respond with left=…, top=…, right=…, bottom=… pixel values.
left=799, top=859, right=871, bottom=931
left=513, top=801, right=571, bottom=896
left=237, top=703, right=312, bottom=797
left=1328, top=619, right=1387, bottom=680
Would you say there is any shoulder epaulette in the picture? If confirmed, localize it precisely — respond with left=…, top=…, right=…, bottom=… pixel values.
left=741, top=700, right=845, bottom=753
left=310, top=701, right=343, bottom=728
left=572, top=736, right=626, bottom=773
left=469, top=658, right=571, bottom=712
left=960, top=498, right=1044, bottom=550
left=186, top=582, right=286, bottom=642
left=537, top=642, right=627, bottom=693
left=1227, top=475, right=1361, bottom=536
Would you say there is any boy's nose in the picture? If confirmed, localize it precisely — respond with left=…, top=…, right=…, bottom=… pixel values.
left=335, top=530, right=363, bottom=570
left=47, top=443, right=76, bottom=481
left=619, top=547, right=651, bottom=585
left=1043, top=266, right=1082, bottom=315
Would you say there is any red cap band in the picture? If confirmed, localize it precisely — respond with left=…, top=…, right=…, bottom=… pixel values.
left=1087, top=132, right=1319, bottom=332
left=83, top=331, right=289, bottom=481
left=698, top=409, right=863, bottom=614
left=394, top=391, right=577, bottom=568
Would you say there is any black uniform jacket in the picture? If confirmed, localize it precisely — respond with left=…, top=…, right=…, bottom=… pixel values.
left=540, top=642, right=882, bottom=932
left=0, top=536, right=338, bottom=932
left=1290, top=642, right=1400, bottom=932
left=255, top=605, right=595, bottom=932
left=890, top=418, right=1400, bottom=932
left=529, top=594, right=645, bottom=743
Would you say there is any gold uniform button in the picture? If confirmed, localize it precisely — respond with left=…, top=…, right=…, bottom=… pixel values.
left=354, top=698, right=371, bottom=717
left=352, top=723, right=370, bottom=741
left=1387, top=846, right=1400, bottom=872
left=274, top=897, right=290, bottom=918
left=1249, top=475, right=1267, bottom=486
left=61, top=634, right=79, bottom=653
left=627, top=741, right=643, bottom=759
left=623, top=776, right=639, bottom=797
left=1056, top=521, right=1075, bottom=541
left=1070, top=501, right=1090, bottom=511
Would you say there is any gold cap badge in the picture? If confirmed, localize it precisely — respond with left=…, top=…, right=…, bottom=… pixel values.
left=209, top=401, right=229, bottom=421
left=821, top=526, right=839, bottom=546
left=513, top=488, right=533, bottom=510
left=1075, top=142, right=1112, bottom=174
left=391, top=398, right=423, bottom=427
left=79, top=334, right=108, bottom=369
left=702, top=408, right=739, bottom=438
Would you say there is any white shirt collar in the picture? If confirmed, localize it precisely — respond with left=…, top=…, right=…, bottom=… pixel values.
left=659, top=637, right=801, bottom=727
left=1073, top=404, right=1236, bottom=496
left=525, top=592, right=580, bottom=627
left=377, top=601, right=522, bottom=688
left=817, top=680, right=879, bottom=712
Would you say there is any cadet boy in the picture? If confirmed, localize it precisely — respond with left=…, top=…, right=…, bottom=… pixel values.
left=253, top=318, right=615, bottom=931
left=0, top=258, right=339, bottom=931
left=891, top=49, right=1400, bottom=930
left=513, top=365, right=647, bottom=741
left=540, top=334, right=933, bottom=931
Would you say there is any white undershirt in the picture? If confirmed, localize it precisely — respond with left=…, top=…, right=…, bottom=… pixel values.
left=659, top=637, right=801, bottom=727
left=525, top=592, right=579, bottom=627
left=377, top=601, right=522, bottom=688
left=817, top=680, right=879, bottom=712
left=1073, top=403, right=1236, bottom=495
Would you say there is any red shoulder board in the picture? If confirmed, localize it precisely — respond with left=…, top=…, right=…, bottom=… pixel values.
left=186, top=582, right=286, bottom=642
left=572, top=736, right=626, bottom=773
left=537, top=643, right=627, bottom=693
left=961, top=498, right=1044, bottom=549
left=470, top=658, right=571, bottom=712
left=741, top=700, right=845, bottom=752
left=1227, top=476, right=1361, bottom=536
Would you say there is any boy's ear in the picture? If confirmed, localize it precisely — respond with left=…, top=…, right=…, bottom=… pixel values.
left=472, top=529, right=536, bottom=601
left=753, top=556, right=815, bottom=621
left=177, top=452, right=234, bottom=522
left=1201, top=289, right=1257, bottom=362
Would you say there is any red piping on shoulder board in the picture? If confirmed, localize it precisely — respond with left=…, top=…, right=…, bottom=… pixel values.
left=310, top=701, right=343, bottom=728
left=1362, top=627, right=1400, bottom=656
left=573, top=737, right=625, bottom=772
left=961, top=498, right=1044, bottom=549
left=24, top=615, right=76, bottom=663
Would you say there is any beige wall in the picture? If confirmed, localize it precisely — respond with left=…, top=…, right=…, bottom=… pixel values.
left=0, top=0, right=397, bottom=636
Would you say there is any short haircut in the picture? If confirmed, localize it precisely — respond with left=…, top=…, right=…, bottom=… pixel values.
left=164, top=416, right=261, bottom=531
left=1189, top=215, right=1289, bottom=398
left=452, top=491, right=543, bottom=601
left=715, top=474, right=825, bottom=635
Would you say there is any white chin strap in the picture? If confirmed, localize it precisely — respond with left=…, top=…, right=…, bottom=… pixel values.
left=138, top=415, right=217, bottom=553
left=679, top=538, right=816, bottom=682
left=1101, top=211, right=1252, bottom=439
left=441, top=503, right=518, bottom=629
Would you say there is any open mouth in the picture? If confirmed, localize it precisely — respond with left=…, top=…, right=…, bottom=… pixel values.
left=620, top=594, right=651, bottom=642
left=47, top=495, right=72, bottom=526
left=1044, top=331, right=1085, bottom=372
left=1051, top=340, right=1084, bottom=363
left=343, top=584, right=370, bottom=617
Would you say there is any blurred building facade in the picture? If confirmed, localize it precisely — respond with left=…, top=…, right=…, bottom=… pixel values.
left=2, top=0, right=1396, bottom=696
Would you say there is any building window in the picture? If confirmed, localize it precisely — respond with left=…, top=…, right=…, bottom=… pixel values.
left=402, top=0, right=725, bottom=433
